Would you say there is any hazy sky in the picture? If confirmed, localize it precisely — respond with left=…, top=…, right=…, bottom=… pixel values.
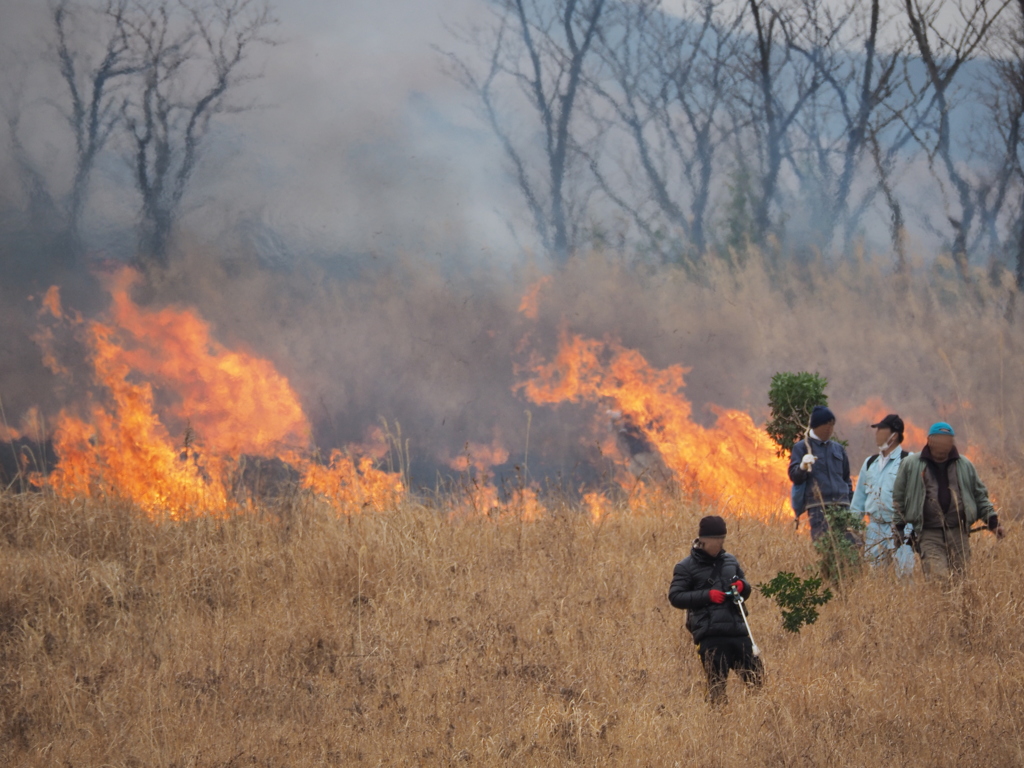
left=225, top=0, right=515, bottom=258
left=0, top=0, right=1004, bottom=265
left=0, top=0, right=523, bottom=262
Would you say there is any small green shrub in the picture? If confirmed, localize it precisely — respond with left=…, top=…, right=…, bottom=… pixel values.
left=759, top=571, right=834, bottom=633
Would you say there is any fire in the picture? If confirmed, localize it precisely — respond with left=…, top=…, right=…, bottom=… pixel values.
left=41, top=286, right=63, bottom=319
left=445, top=482, right=544, bottom=522
left=41, top=270, right=402, bottom=517
left=100, top=269, right=310, bottom=457
left=448, top=438, right=509, bottom=474
left=23, top=269, right=968, bottom=523
left=50, top=338, right=231, bottom=513
left=31, top=285, right=74, bottom=378
left=300, top=426, right=404, bottom=513
left=440, top=435, right=547, bottom=521
left=509, top=485, right=544, bottom=521
left=445, top=438, right=514, bottom=518
left=583, top=490, right=610, bottom=525
left=301, top=451, right=403, bottom=512
left=518, top=276, right=552, bottom=320
left=0, top=407, right=44, bottom=443
left=518, top=328, right=790, bottom=517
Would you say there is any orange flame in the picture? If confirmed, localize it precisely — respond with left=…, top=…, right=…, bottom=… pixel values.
left=443, top=482, right=544, bottom=522
left=32, top=287, right=75, bottom=378
left=0, top=407, right=45, bottom=443
left=101, top=269, right=310, bottom=457
left=43, top=269, right=402, bottom=517
left=448, top=438, right=509, bottom=474
left=518, top=276, right=552, bottom=320
left=50, top=317, right=232, bottom=515
left=441, top=435, right=547, bottom=520
left=583, top=490, right=610, bottom=525
left=300, top=451, right=403, bottom=513
left=518, top=329, right=790, bottom=517
left=41, top=286, right=63, bottom=319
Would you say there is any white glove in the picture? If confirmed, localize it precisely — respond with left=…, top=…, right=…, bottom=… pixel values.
left=799, top=454, right=817, bottom=471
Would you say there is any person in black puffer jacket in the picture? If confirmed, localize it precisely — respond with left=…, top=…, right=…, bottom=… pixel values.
left=669, top=515, right=763, bottom=705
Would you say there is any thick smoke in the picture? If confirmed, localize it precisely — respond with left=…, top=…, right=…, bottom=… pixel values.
left=2, top=1, right=1023, bottom=503
left=117, top=248, right=1024, bottom=498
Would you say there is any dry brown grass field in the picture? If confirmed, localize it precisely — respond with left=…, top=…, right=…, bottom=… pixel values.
left=2, top=483, right=1023, bottom=768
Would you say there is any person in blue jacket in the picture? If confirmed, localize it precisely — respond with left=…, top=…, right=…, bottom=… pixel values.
left=850, top=414, right=907, bottom=565
left=788, top=406, right=853, bottom=540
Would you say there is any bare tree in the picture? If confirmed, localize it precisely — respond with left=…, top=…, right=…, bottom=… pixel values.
left=837, top=7, right=938, bottom=271
left=783, top=0, right=910, bottom=255
left=731, top=0, right=827, bottom=248
left=980, top=0, right=1024, bottom=289
left=2, top=1, right=139, bottom=254
left=117, top=0, right=275, bottom=268
left=1008, top=0, right=1024, bottom=288
left=773, top=0, right=855, bottom=251
left=3, top=82, right=61, bottom=233
left=54, top=0, right=143, bottom=253
left=435, top=0, right=1022, bottom=275
left=444, top=0, right=608, bottom=264
left=586, top=0, right=744, bottom=268
left=902, top=0, right=1011, bottom=282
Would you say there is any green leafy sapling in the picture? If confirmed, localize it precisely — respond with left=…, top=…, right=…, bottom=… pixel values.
left=759, top=572, right=834, bottom=633
left=765, top=371, right=830, bottom=457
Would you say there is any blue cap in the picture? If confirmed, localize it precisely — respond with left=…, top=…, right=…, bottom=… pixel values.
left=928, top=421, right=955, bottom=436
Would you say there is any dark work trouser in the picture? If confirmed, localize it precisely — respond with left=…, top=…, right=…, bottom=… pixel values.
left=808, top=507, right=829, bottom=540
left=697, top=635, right=764, bottom=705
left=807, top=504, right=857, bottom=545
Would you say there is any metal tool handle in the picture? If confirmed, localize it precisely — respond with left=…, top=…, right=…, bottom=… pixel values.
left=726, top=587, right=760, bottom=657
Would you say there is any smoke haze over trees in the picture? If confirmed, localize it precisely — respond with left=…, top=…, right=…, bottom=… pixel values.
left=3, top=0, right=1022, bottom=269
left=448, top=0, right=1024, bottom=273
left=2, top=0, right=1024, bottom=492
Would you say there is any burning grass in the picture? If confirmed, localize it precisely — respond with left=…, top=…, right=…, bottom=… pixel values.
left=3, top=248, right=1024, bottom=764
left=2, top=488, right=1023, bottom=766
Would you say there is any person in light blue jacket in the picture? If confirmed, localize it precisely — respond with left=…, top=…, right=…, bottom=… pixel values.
left=851, top=414, right=907, bottom=565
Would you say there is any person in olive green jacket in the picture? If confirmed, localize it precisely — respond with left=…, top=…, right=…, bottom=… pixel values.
left=892, top=422, right=1004, bottom=578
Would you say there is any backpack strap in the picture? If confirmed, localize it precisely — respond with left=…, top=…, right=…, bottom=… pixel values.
left=866, top=448, right=908, bottom=472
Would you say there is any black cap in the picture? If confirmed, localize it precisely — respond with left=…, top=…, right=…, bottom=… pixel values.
left=870, top=414, right=904, bottom=434
left=698, top=515, right=727, bottom=538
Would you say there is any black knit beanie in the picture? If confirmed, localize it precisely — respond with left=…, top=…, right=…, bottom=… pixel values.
left=698, top=515, right=727, bottom=537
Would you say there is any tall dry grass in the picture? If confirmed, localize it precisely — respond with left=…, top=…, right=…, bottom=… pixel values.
left=2, top=486, right=1023, bottom=767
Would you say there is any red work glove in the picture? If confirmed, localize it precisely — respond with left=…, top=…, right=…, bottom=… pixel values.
left=709, top=590, right=726, bottom=604
left=731, top=580, right=745, bottom=594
